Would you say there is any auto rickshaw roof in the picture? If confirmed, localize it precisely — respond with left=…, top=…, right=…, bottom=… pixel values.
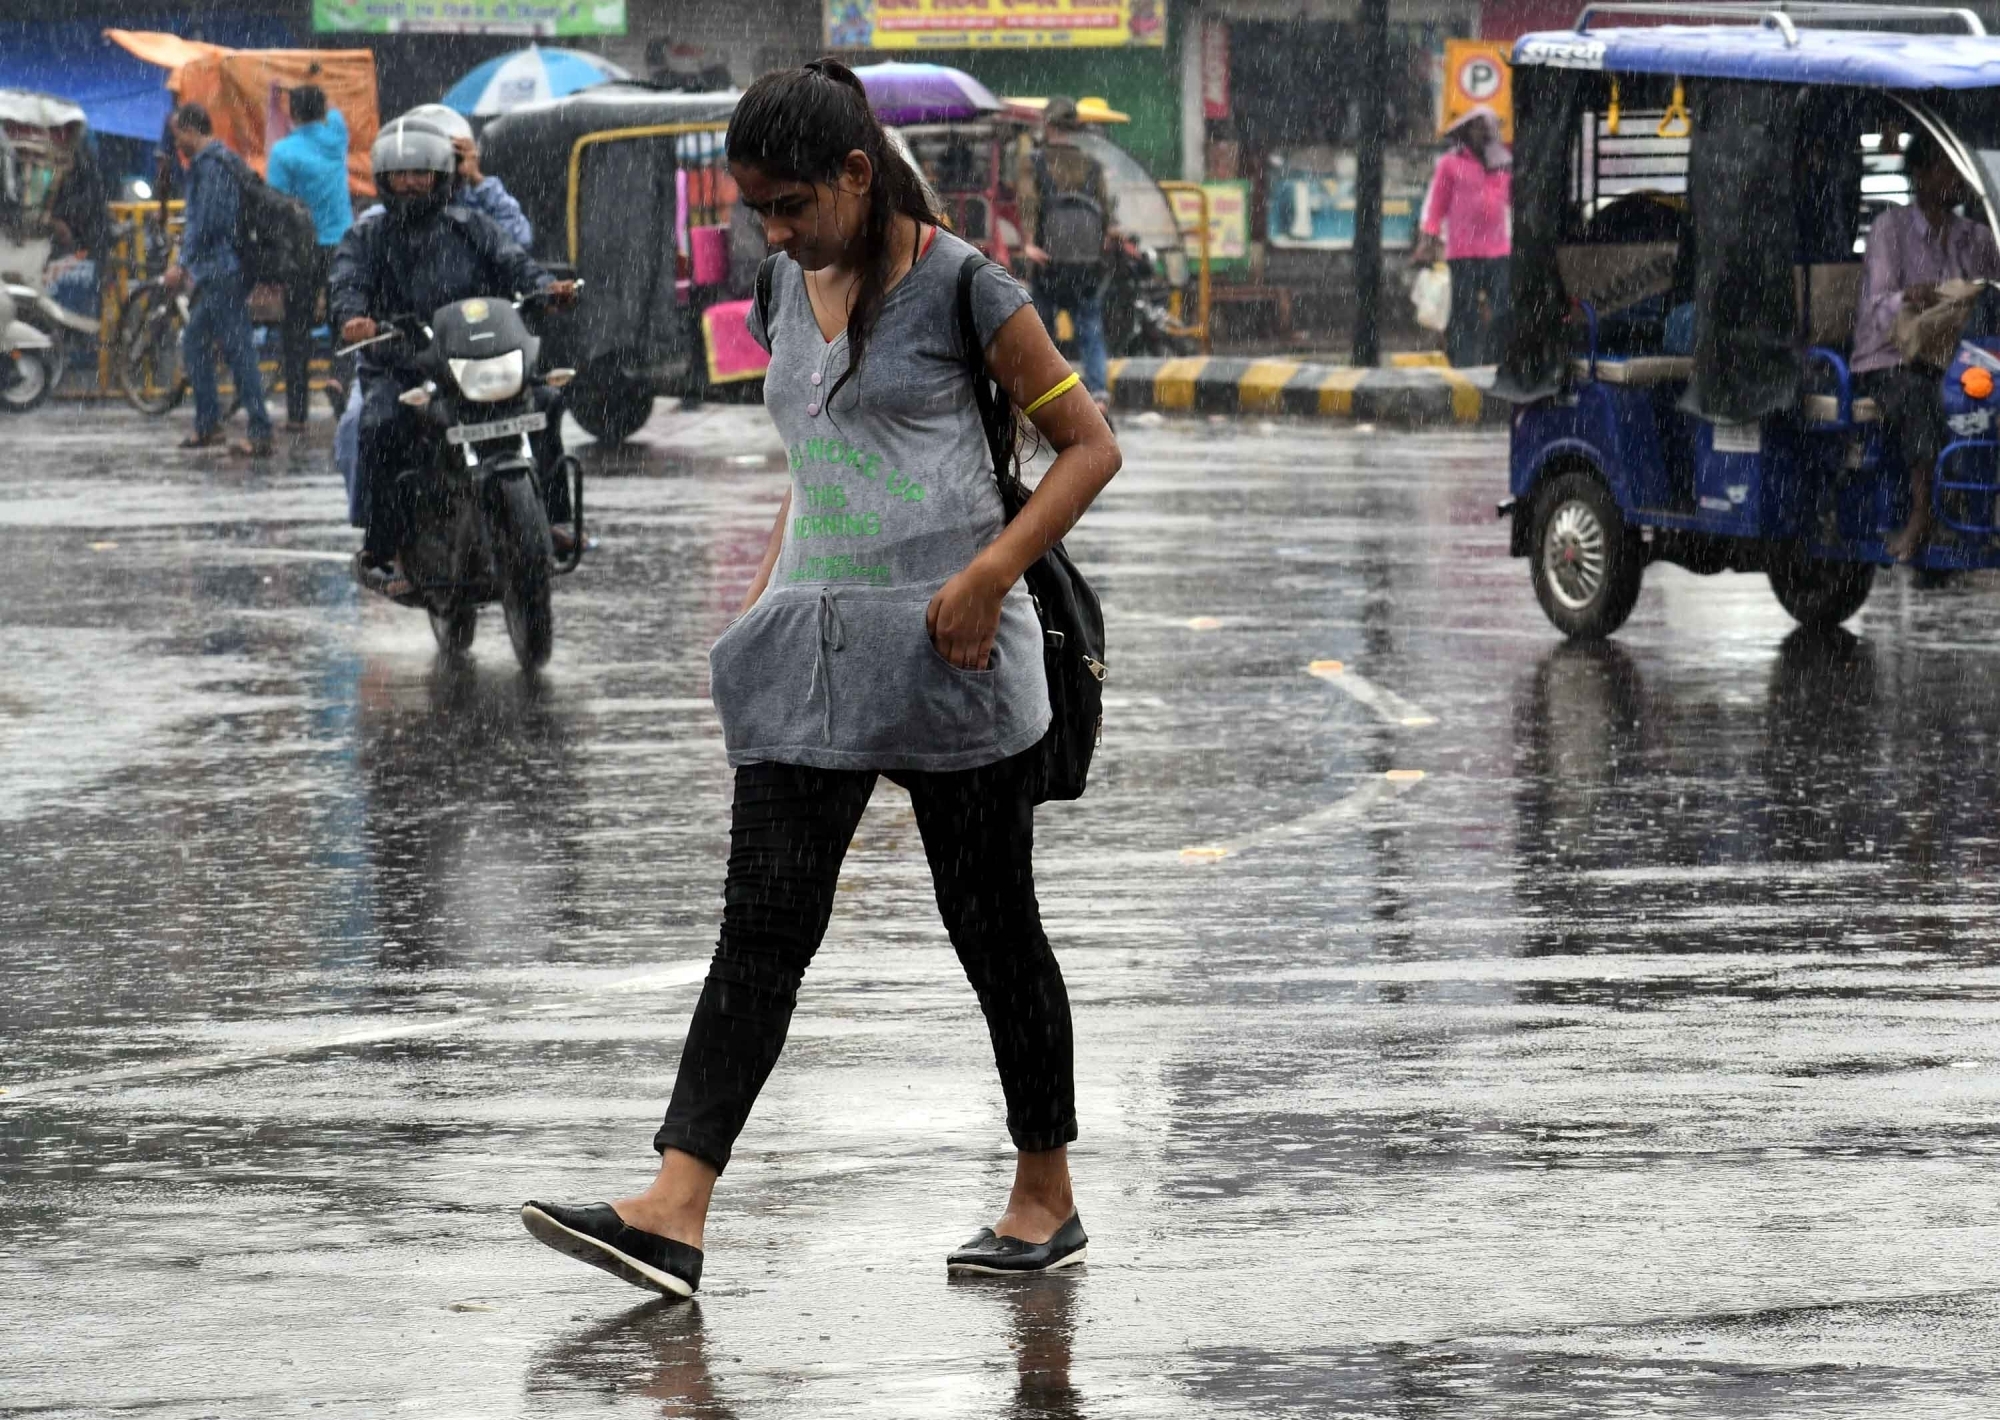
left=1514, top=22, right=2000, bottom=88
left=0, top=89, right=87, bottom=131
left=485, top=84, right=738, bottom=130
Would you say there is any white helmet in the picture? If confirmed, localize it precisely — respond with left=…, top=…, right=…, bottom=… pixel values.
left=370, top=121, right=456, bottom=224
left=399, top=103, right=474, bottom=144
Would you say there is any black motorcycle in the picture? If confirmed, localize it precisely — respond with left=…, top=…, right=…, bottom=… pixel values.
left=1103, top=238, right=1192, bottom=360
left=342, top=291, right=585, bottom=673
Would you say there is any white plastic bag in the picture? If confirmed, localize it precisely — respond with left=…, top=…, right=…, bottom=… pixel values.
left=1411, top=263, right=1451, bottom=333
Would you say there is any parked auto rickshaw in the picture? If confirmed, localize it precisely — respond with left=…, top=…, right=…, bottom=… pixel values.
left=1500, top=2, right=2000, bottom=638
left=896, top=116, right=1032, bottom=265
left=481, top=87, right=755, bottom=445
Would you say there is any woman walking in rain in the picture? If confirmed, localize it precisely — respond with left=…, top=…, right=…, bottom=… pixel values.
left=522, top=59, right=1120, bottom=1298
left=1412, top=104, right=1513, bottom=367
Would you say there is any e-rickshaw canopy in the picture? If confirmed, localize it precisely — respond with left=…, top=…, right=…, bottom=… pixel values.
left=481, top=86, right=741, bottom=385
left=481, top=87, right=739, bottom=268
left=1515, top=19, right=2000, bottom=88
left=1499, top=11, right=2000, bottom=420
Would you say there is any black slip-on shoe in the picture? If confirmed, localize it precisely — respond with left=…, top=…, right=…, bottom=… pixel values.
left=945, top=1213, right=1088, bottom=1275
left=521, top=1200, right=702, bottom=1299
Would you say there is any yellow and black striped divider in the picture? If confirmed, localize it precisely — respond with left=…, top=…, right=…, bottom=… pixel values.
left=1103, top=357, right=1503, bottom=426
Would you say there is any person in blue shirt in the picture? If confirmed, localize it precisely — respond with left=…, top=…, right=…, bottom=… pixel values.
left=333, top=107, right=533, bottom=499
left=163, top=103, right=274, bottom=456
left=266, top=84, right=353, bottom=428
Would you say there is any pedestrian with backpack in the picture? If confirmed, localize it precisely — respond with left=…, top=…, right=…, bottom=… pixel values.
left=521, top=58, right=1121, bottom=1301
left=1019, top=96, right=1116, bottom=409
left=163, top=103, right=276, bottom=457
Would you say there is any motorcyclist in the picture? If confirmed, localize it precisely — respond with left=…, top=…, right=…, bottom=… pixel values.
left=334, top=109, right=535, bottom=519
left=330, top=123, right=576, bottom=594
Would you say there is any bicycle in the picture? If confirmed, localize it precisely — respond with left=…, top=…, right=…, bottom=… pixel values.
left=114, top=278, right=187, bottom=415
left=115, top=279, right=278, bottom=420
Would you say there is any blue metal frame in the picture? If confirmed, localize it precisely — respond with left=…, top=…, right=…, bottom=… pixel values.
left=1936, top=439, right=2000, bottom=535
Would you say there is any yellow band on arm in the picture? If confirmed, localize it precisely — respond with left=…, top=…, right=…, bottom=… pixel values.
left=1022, top=372, right=1081, bottom=417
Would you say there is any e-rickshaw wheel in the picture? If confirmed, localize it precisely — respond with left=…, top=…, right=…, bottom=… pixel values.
left=1529, top=469, right=1644, bottom=640
left=1767, top=554, right=1873, bottom=630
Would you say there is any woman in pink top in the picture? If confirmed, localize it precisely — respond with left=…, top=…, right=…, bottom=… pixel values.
left=1413, top=106, right=1513, bottom=366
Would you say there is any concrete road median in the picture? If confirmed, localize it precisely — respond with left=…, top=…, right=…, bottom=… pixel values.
left=1105, top=355, right=1506, bottom=426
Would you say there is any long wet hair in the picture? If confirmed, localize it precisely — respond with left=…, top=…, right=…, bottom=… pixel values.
left=727, top=58, right=939, bottom=409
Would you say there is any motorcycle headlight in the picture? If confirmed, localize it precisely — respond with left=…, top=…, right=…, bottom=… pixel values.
left=448, top=349, right=524, bottom=403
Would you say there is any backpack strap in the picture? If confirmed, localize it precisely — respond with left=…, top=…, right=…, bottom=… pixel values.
left=955, top=251, right=1023, bottom=515
left=755, top=253, right=781, bottom=346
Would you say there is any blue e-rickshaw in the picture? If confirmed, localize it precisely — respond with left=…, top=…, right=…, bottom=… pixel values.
left=1500, top=3, right=2000, bottom=637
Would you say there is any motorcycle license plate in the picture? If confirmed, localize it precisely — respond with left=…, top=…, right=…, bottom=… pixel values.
left=446, top=410, right=547, bottom=445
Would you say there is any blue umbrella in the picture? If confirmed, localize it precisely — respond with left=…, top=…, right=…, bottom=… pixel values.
left=443, top=45, right=631, bottom=118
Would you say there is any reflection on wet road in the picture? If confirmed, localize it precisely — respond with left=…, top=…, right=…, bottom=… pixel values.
left=5, top=405, right=2000, bottom=1416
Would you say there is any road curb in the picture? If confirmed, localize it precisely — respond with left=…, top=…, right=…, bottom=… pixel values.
left=1104, top=356, right=1506, bottom=427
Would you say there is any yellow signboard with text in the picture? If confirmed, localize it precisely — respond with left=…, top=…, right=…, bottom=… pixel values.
left=1168, top=181, right=1249, bottom=268
left=826, top=0, right=1167, bottom=49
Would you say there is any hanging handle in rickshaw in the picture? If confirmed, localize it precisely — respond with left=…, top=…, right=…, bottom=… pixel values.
left=1658, top=80, right=1692, bottom=139
left=1607, top=79, right=1622, bottom=136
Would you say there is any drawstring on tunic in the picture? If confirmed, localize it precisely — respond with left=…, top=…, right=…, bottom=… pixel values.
left=809, top=589, right=846, bottom=742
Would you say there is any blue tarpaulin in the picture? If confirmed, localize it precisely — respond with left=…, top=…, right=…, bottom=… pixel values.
left=0, top=14, right=294, bottom=142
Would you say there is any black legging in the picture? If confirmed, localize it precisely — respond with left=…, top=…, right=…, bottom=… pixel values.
left=654, top=751, right=1076, bottom=1174
left=1447, top=256, right=1511, bottom=367
left=281, top=246, right=333, bottom=426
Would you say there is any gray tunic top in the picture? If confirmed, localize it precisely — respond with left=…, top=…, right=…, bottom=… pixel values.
left=712, top=229, right=1050, bottom=772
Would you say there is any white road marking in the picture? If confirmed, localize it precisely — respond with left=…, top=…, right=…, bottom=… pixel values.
left=1181, top=770, right=1427, bottom=862
left=1308, top=659, right=1438, bottom=727
left=0, top=962, right=712, bottom=1105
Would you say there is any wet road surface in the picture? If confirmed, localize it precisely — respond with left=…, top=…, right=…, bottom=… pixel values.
left=5, top=402, right=2000, bottom=1417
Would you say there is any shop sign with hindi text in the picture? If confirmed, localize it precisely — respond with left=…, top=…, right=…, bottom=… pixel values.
left=826, top=0, right=1166, bottom=49
left=313, top=0, right=626, bottom=35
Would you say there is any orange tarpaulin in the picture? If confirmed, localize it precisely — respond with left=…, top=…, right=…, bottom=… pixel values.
left=102, top=30, right=233, bottom=73
left=105, top=31, right=380, bottom=197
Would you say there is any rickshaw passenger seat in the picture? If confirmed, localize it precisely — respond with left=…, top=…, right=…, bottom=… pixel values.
left=1803, top=346, right=1880, bottom=425
left=1557, top=242, right=1679, bottom=346
left=1799, top=263, right=1863, bottom=349
left=1572, top=355, right=1693, bottom=385
left=1803, top=393, right=1881, bottom=423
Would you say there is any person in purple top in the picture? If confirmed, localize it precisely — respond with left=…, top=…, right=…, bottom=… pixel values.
left=1852, top=131, right=2000, bottom=561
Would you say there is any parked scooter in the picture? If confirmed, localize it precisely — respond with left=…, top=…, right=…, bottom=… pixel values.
left=339, top=288, right=585, bottom=673
left=0, top=284, right=57, bottom=412
left=5, top=279, right=99, bottom=399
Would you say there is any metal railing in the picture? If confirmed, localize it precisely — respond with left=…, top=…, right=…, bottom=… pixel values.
left=1156, top=180, right=1212, bottom=352
left=1574, top=1, right=1988, bottom=42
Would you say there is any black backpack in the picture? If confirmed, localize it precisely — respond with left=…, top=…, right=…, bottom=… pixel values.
left=954, top=253, right=1106, bottom=803
left=1032, top=149, right=1108, bottom=267
left=217, top=147, right=314, bottom=286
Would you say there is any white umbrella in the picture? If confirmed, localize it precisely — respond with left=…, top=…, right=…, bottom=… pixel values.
left=442, top=46, right=631, bottom=119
